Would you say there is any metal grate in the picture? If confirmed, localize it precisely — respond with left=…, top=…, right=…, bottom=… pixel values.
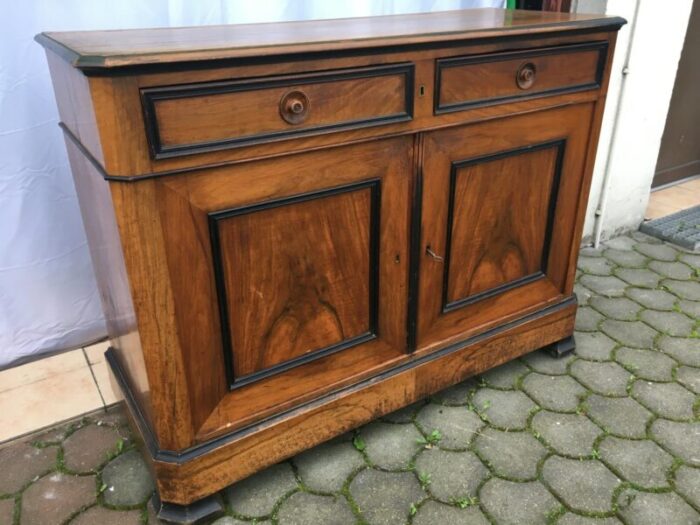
left=640, top=205, right=700, bottom=252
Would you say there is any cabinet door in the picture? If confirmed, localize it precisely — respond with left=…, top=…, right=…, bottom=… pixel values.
left=153, top=137, right=412, bottom=438
left=416, top=104, right=593, bottom=350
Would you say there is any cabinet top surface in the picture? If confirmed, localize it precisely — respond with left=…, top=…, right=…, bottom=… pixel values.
left=36, top=8, right=624, bottom=71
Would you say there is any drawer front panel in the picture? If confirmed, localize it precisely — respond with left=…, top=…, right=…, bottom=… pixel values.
left=142, top=63, right=414, bottom=158
left=435, top=42, right=607, bottom=113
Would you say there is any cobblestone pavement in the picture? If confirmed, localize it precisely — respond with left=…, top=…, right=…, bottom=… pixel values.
left=1, top=231, right=699, bottom=525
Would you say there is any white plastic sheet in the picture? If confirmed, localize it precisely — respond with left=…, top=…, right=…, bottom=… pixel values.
left=0, top=0, right=503, bottom=369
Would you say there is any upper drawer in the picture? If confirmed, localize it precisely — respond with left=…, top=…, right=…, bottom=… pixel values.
left=141, top=63, right=414, bottom=159
left=435, top=42, right=608, bottom=114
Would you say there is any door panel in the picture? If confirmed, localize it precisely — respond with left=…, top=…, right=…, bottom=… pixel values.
left=211, top=181, right=378, bottom=387
left=417, top=104, right=593, bottom=350
left=154, top=137, right=411, bottom=436
left=444, top=142, right=562, bottom=309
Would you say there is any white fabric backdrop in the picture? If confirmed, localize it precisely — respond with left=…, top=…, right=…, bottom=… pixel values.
left=0, top=0, right=503, bottom=369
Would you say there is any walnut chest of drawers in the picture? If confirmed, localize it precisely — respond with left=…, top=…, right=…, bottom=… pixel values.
left=37, top=8, right=624, bottom=522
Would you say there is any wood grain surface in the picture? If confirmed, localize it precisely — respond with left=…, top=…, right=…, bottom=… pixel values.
left=35, top=8, right=624, bottom=69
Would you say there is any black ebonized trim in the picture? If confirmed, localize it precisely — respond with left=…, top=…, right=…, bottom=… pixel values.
left=441, top=139, right=566, bottom=313
left=547, top=334, right=576, bottom=358
left=105, top=295, right=576, bottom=465
left=406, top=137, right=424, bottom=353
left=151, top=492, right=224, bottom=525
left=141, top=63, right=414, bottom=159
left=208, top=179, right=382, bottom=391
left=434, top=41, right=608, bottom=115
left=105, top=349, right=161, bottom=457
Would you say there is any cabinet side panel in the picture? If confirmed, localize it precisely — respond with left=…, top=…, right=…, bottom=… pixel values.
left=45, top=50, right=104, bottom=165
left=63, top=139, right=153, bottom=424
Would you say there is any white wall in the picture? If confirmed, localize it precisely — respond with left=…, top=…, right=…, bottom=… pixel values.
left=581, top=0, right=693, bottom=243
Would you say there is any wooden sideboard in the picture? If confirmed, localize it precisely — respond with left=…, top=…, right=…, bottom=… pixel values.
left=37, top=8, right=624, bottom=523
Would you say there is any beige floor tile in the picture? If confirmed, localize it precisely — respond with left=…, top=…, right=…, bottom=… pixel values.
left=90, top=359, right=121, bottom=406
left=84, top=340, right=110, bottom=366
left=0, top=349, right=87, bottom=394
left=646, top=178, right=700, bottom=219
left=0, top=366, right=104, bottom=443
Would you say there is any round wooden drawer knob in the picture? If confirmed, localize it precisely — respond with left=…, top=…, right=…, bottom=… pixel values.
left=516, top=62, right=537, bottom=90
left=280, top=91, right=310, bottom=124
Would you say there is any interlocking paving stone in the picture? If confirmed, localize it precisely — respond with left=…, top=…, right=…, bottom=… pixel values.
left=62, top=424, right=124, bottom=473
left=471, top=388, right=536, bottom=430
left=414, top=449, right=486, bottom=502
left=479, top=360, right=529, bottom=389
left=360, top=421, right=423, bottom=470
left=676, top=365, right=700, bottom=394
left=625, top=287, right=678, bottom=311
left=585, top=394, right=652, bottom=438
left=635, top=242, right=679, bottom=261
left=640, top=310, right=695, bottom=337
left=349, top=469, right=423, bottom=525
left=678, top=299, right=700, bottom=319
left=33, top=423, right=72, bottom=445
left=615, top=268, right=662, bottom=288
left=101, top=449, right=154, bottom=507
left=294, top=440, right=365, bottom=492
left=579, top=275, right=628, bottom=297
left=574, top=283, right=596, bottom=306
left=614, top=347, right=677, bottom=381
left=382, top=401, right=424, bottom=423
left=574, top=332, right=617, bottom=361
left=679, top=252, right=700, bottom=268
left=662, top=279, right=700, bottom=301
left=21, top=473, right=95, bottom=525
left=432, top=379, right=476, bottom=406
left=276, top=492, right=356, bottom=525
left=578, top=256, right=615, bottom=275
left=542, top=456, right=621, bottom=514
left=576, top=307, right=604, bottom=331
left=674, top=465, right=700, bottom=509
left=0, top=443, right=56, bottom=495
left=557, top=515, right=623, bottom=525
left=600, top=320, right=658, bottom=348
left=603, top=235, right=637, bottom=251
left=581, top=246, right=605, bottom=257
left=415, top=404, right=485, bottom=449
left=412, top=500, right=489, bottom=525
left=226, top=463, right=298, bottom=518
left=649, top=260, right=695, bottom=280
left=570, top=360, right=630, bottom=396
left=0, top=498, right=14, bottom=525
left=631, top=231, right=663, bottom=244
left=531, top=411, right=602, bottom=457
left=479, top=478, right=559, bottom=525
left=521, top=373, right=586, bottom=412
left=656, top=336, right=700, bottom=366
left=590, top=296, right=641, bottom=321
left=71, top=506, right=143, bottom=525
left=650, top=420, right=700, bottom=466
left=616, top=489, right=699, bottom=525
left=521, top=348, right=575, bottom=374
left=210, top=518, right=253, bottom=525
left=598, top=436, right=673, bottom=488
left=631, top=380, right=697, bottom=420
left=603, top=248, right=648, bottom=268
left=472, top=428, right=546, bottom=480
